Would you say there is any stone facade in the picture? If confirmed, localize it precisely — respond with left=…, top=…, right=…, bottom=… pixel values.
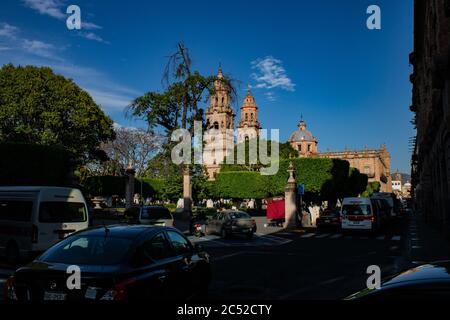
left=237, top=86, right=261, bottom=144
left=319, top=146, right=392, bottom=193
left=289, top=118, right=392, bottom=192
left=204, top=68, right=235, bottom=179
left=410, top=0, right=450, bottom=237
left=288, top=118, right=318, bottom=157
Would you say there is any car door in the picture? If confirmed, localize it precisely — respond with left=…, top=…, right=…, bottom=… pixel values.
left=129, top=232, right=174, bottom=299
left=165, top=230, right=197, bottom=298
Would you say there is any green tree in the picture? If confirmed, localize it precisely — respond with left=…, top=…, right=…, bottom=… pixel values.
left=0, top=64, right=115, bottom=163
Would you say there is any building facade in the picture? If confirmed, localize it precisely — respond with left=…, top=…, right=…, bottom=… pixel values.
left=289, top=118, right=392, bottom=192
left=410, top=0, right=450, bottom=237
left=237, top=86, right=261, bottom=144
left=203, top=68, right=235, bottom=179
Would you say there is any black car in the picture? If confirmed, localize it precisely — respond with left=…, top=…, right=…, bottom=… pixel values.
left=316, top=208, right=341, bottom=229
left=4, top=225, right=211, bottom=301
left=346, top=261, right=450, bottom=300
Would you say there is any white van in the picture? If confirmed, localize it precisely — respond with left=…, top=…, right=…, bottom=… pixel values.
left=0, top=186, right=89, bottom=264
left=341, top=197, right=380, bottom=232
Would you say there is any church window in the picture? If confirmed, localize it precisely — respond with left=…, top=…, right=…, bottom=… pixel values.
left=298, top=145, right=302, bottom=152
left=221, top=97, right=224, bottom=105
left=251, top=113, right=254, bottom=120
left=307, top=144, right=311, bottom=152
left=215, top=97, right=218, bottom=105
left=245, top=113, right=248, bottom=121
left=213, top=122, right=219, bottom=130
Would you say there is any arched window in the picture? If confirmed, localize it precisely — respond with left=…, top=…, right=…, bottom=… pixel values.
left=245, top=136, right=249, bottom=143
left=215, top=97, right=218, bottom=105
left=245, top=113, right=248, bottom=121
left=213, top=122, right=219, bottom=130
left=221, top=97, right=224, bottom=105
left=251, top=113, right=254, bottom=120
left=221, top=121, right=224, bottom=128
left=307, top=144, right=311, bottom=152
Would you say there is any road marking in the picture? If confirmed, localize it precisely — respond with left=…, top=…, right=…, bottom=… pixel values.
left=330, top=234, right=342, bottom=239
left=411, top=238, right=420, bottom=241
left=376, top=235, right=385, bottom=240
left=316, top=233, right=330, bottom=239
left=391, top=236, right=401, bottom=241
left=412, top=245, right=422, bottom=249
left=301, top=233, right=316, bottom=238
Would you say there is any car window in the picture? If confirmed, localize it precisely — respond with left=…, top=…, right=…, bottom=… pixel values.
left=228, top=212, right=251, bottom=219
left=39, top=202, right=87, bottom=223
left=40, top=235, right=133, bottom=265
left=132, top=232, right=172, bottom=267
left=342, top=204, right=371, bottom=216
left=0, top=200, right=33, bottom=221
left=166, top=231, right=192, bottom=256
left=141, top=207, right=172, bottom=220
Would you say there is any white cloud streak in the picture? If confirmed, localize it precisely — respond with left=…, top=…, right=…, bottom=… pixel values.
left=0, top=23, right=19, bottom=39
left=251, top=56, right=295, bottom=92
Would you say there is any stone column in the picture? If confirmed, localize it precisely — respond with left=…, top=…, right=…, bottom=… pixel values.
left=183, top=165, right=192, bottom=213
left=284, top=162, right=298, bottom=229
left=125, top=160, right=135, bottom=209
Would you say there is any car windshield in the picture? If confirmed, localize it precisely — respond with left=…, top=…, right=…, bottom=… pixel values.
left=342, top=204, right=371, bottom=216
left=39, top=202, right=87, bottom=223
left=39, top=235, right=133, bottom=265
left=228, top=212, right=251, bottom=219
left=141, top=207, right=172, bottom=219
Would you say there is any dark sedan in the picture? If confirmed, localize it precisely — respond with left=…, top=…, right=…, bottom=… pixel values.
left=346, top=261, right=450, bottom=300
left=316, top=208, right=341, bottom=229
left=4, top=225, right=211, bottom=301
left=205, top=210, right=256, bottom=239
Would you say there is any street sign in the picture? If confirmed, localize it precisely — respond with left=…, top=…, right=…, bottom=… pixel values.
left=297, top=184, right=305, bottom=196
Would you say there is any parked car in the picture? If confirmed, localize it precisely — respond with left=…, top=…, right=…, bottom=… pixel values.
left=205, top=210, right=256, bottom=239
left=123, top=205, right=174, bottom=227
left=316, top=208, right=341, bottom=230
left=4, top=225, right=211, bottom=301
left=346, top=261, right=450, bottom=300
left=372, top=192, right=401, bottom=218
left=0, top=186, right=89, bottom=265
left=340, top=197, right=383, bottom=233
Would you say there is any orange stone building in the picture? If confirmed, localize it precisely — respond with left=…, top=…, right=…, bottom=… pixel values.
left=289, top=118, right=392, bottom=192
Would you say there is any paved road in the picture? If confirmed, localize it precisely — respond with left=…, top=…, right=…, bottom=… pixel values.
left=1, top=213, right=447, bottom=301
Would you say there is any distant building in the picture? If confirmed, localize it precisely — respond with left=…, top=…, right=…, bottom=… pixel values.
left=237, top=86, right=261, bottom=144
left=289, top=118, right=392, bottom=192
left=288, top=118, right=318, bottom=157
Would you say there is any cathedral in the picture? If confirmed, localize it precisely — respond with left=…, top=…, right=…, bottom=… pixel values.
left=203, top=68, right=262, bottom=179
left=203, top=67, right=392, bottom=193
left=288, top=118, right=392, bottom=192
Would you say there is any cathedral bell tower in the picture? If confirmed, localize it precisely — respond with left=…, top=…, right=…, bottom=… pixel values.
left=203, top=67, right=235, bottom=179
left=237, top=85, right=261, bottom=143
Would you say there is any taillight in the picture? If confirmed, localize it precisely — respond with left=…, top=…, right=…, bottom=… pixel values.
left=31, top=224, right=38, bottom=243
left=5, top=276, right=17, bottom=301
left=100, top=279, right=136, bottom=301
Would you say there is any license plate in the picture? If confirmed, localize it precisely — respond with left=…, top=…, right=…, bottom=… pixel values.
left=351, top=221, right=360, bottom=225
left=85, top=287, right=98, bottom=300
left=44, top=291, right=66, bottom=301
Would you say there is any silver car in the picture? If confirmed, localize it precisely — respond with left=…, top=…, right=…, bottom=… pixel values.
left=139, top=206, right=174, bottom=227
left=205, top=210, right=256, bottom=239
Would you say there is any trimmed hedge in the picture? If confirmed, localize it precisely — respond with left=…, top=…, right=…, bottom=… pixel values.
left=212, top=157, right=368, bottom=202
left=0, top=143, right=72, bottom=186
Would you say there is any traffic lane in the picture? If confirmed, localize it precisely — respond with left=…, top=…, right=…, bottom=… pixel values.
left=207, top=236, right=405, bottom=300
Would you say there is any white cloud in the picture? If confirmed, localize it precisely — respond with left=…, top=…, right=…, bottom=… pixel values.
left=22, top=0, right=66, bottom=19
left=0, top=46, right=11, bottom=51
left=251, top=56, right=295, bottom=92
left=22, top=0, right=105, bottom=41
left=264, top=92, right=276, bottom=102
left=0, top=23, right=19, bottom=39
left=22, top=39, right=62, bottom=61
left=81, top=21, right=102, bottom=30
left=86, top=89, right=134, bottom=111
left=78, top=32, right=108, bottom=44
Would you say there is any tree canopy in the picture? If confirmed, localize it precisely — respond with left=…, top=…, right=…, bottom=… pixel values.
left=0, top=64, right=115, bottom=163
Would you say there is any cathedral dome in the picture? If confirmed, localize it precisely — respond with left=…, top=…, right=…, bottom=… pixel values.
left=289, top=119, right=316, bottom=142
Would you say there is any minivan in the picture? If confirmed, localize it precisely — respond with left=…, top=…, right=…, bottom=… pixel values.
left=341, top=197, right=382, bottom=233
left=0, top=186, right=89, bottom=264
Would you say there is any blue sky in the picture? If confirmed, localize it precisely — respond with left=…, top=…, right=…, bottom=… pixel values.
left=0, top=0, right=414, bottom=172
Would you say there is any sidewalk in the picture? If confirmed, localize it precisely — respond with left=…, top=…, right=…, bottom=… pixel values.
left=404, top=211, right=450, bottom=264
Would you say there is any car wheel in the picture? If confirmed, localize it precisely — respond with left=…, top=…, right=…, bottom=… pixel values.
left=6, top=242, right=20, bottom=266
